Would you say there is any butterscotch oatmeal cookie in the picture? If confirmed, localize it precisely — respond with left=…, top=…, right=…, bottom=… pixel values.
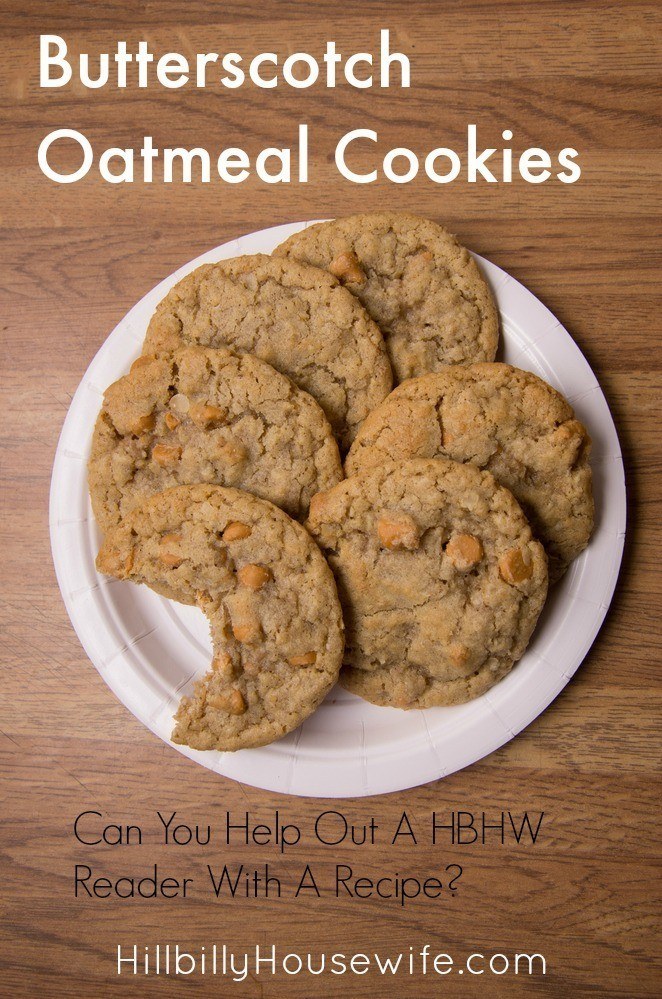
left=274, top=214, right=498, bottom=381
left=88, top=345, right=342, bottom=532
left=96, top=485, right=344, bottom=750
left=345, top=364, right=593, bottom=580
left=307, top=459, right=547, bottom=709
left=143, top=254, right=393, bottom=450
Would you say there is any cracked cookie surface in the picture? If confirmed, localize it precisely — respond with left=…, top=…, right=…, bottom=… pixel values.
left=307, top=459, right=547, bottom=709
left=89, top=345, right=343, bottom=532
left=345, top=364, right=593, bottom=581
left=274, top=213, right=498, bottom=382
left=143, top=254, right=393, bottom=450
left=96, top=484, right=344, bottom=750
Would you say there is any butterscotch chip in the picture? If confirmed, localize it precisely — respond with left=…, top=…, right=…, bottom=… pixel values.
left=95, top=484, right=343, bottom=751
left=447, top=644, right=471, bottom=669
left=161, top=532, right=182, bottom=545
left=288, top=652, right=317, bottom=666
left=275, top=213, right=498, bottom=382
left=189, top=402, right=227, bottom=427
left=307, top=459, right=547, bottom=709
left=345, top=363, right=594, bottom=581
left=377, top=512, right=420, bottom=550
left=208, top=689, right=246, bottom=715
left=237, top=564, right=272, bottom=590
left=446, top=533, right=483, bottom=570
left=142, top=254, right=392, bottom=450
left=211, top=652, right=233, bottom=677
left=232, top=618, right=263, bottom=644
left=328, top=250, right=367, bottom=285
left=160, top=552, right=183, bottom=568
left=131, top=354, right=157, bottom=372
left=217, top=440, right=247, bottom=467
left=223, top=521, right=251, bottom=542
left=96, top=546, right=133, bottom=578
left=159, top=532, right=183, bottom=568
left=152, top=443, right=182, bottom=466
left=130, top=413, right=155, bottom=435
left=499, top=548, right=534, bottom=585
left=88, top=345, right=342, bottom=531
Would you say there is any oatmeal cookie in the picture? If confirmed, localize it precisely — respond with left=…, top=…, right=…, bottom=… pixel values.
left=345, top=364, right=593, bottom=580
left=96, top=484, right=344, bottom=750
left=307, top=459, right=547, bottom=709
left=143, top=254, right=393, bottom=450
left=274, top=214, right=498, bottom=381
left=89, top=345, right=342, bottom=531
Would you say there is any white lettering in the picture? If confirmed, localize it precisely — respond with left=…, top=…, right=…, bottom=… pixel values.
left=40, top=35, right=71, bottom=88
left=335, top=129, right=378, bottom=183
left=38, top=129, right=93, bottom=183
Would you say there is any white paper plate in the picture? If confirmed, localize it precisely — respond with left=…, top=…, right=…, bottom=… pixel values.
left=50, top=221, right=626, bottom=798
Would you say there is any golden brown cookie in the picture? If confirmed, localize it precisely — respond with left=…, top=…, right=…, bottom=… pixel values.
left=274, top=213, right=498, bottom=382
left=143, top=254, right=393, bottom=450
left=307, top=459, right=548, bottom=709
left=345, top=364, right=593, bottom=580
left=89, top=345, right=342, bottom=532
left=96, top=485, right=344, bottom=751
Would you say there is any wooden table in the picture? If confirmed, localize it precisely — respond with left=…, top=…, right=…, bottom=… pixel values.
left=2, top=2, right=660, bottom=995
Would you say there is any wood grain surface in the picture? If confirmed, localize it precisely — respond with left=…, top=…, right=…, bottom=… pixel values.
left=1, top=1, right=660, bottom=996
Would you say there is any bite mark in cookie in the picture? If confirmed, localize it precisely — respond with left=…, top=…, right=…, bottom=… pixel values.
left=96, top=484, right=344, bottom=751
